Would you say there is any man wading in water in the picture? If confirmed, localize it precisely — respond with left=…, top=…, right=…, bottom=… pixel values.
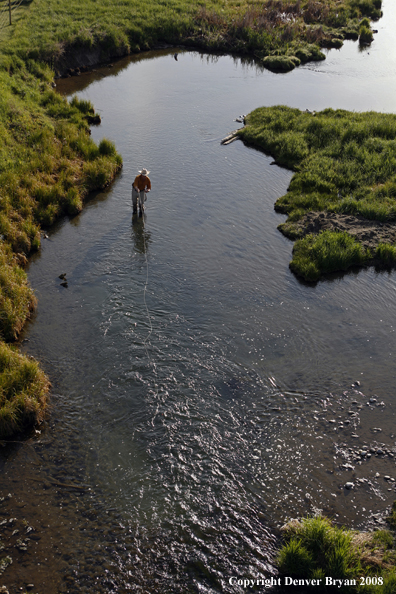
left=132, top=168, right=151, bottom=216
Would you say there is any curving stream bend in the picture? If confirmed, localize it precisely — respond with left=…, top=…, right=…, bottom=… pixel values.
left=2, top=5, right=396, bottom=592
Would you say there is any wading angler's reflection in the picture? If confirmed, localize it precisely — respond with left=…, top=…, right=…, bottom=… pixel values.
left=131, top=215, right=151, bottom=255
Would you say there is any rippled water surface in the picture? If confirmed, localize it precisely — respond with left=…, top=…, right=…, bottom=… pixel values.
left=2, top=3, right=396, bottom=592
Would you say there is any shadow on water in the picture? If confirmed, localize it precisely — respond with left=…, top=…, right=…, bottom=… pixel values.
left=56, top=47, right=267, bottom=97
left=131, top=214, right=152, bottom=255
left=56, top=49, right=190, bottom=96
left=292, top=264, right=363, bottom=287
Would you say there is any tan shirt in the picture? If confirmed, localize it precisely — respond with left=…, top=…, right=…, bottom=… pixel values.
left=133, top=175, right=151, bottom=191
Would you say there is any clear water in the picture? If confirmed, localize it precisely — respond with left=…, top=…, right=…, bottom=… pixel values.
left=2, top=3, right=396, bottom=592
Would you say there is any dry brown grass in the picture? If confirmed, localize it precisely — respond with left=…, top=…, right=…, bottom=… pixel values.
left=352, top=531, right=396, bottom=572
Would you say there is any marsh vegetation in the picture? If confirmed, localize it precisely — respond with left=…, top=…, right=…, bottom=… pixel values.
left=1, top=0, right=382, bottom=72
left=0, top=57, right=122, bottom=436
left=238, top=106, right=396, bottom=280
left=0, top=341, right=50, bottom=437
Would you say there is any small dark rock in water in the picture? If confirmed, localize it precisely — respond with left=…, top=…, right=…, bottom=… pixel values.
left=353, top=380, right=361, bottom=387
left=59, top=273, right=67, bottom=279
left=345, top=482, right=354, bottom=489
left=377, top=448, right=385, bottom=455
left=60, top=281, right=68, bottom=288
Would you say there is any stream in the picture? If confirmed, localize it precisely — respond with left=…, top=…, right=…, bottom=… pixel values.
left=1, top=3, right=396, bottom=592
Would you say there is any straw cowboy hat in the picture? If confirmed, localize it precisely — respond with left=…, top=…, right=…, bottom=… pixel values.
left=139, top=168, right=150, bottom=176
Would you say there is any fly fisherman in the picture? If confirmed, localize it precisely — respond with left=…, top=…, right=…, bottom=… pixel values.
left=132, top=168, right=151, bottom=216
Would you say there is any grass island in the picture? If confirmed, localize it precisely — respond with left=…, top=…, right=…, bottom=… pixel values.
left=238, top=106, right=396, bottom=281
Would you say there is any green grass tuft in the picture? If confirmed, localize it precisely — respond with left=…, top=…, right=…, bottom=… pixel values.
left=278, top=516, right=359, bottom=586
left=277, top=538, right=314, bottom=576
left=290, top=230, right=370, bottom=281
left=262, top=54, right=301, bottom=72
left=70, top=95, right=95, bottom=115
left=0, top=243, right=36, bottom=342
left=359, top=24, right=374, bottom=43
left=0, top=342, right=49, bottom=438
left=278, top=515, right=396, bottom=592
left=375, top=243, right=396, bottom=267
left=99, top=138, right=117, bottom=157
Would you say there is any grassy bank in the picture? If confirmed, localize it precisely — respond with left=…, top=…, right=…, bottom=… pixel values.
left=238, top=106, right=396, bottom=281
left=0, top=341, right=50, bottom=438
left=278, top=515, right=396, bottom=592
left=1, top=0, right=382, bottom=73
left=0, top=56, right=122, bottom=436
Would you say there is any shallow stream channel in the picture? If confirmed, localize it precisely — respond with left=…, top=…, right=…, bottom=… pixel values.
left=2, top=4, right=396, bottom=593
